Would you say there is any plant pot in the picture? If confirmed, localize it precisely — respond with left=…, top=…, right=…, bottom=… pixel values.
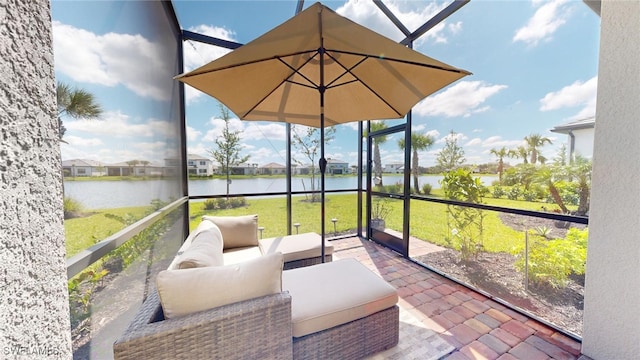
left=370, top=218, right=385, bottom=231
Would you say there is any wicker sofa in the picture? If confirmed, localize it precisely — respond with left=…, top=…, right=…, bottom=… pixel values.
left=113, top=215, right=399, bottom=360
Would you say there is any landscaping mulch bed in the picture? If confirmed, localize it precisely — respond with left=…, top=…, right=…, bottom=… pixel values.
left=416, top=213, right=585, bottom=337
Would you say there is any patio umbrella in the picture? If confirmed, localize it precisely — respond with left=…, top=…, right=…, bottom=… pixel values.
left=176, top=2, right=470, bottom=260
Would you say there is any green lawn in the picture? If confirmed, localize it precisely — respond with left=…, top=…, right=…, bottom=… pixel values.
left=65, top=206, right=150, bottom=258
left=65, top=193, right=571, bottom=258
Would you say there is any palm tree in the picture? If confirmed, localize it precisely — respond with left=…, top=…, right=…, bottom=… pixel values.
left=524, top=133, right=552, bottom=164
left=535, top=165, right=569, bottom=214
left=126, top=160, right=140, bottom=177
left=398, top=132, right=435, bottom=194
left=140, top=160, right=151, bottom=178
left=569, top=155, right=592, bottom=216
left=56, top=82, right=103, bottom=140
left=509, top=145, right=529, bottom=164
left=365, top=121, right=388, bottom=187
left=490, top=147, right=509, bottom=183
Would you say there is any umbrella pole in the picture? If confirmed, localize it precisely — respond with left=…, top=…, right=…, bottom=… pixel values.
left=320, top=117, right=326, bottom=263
left=319, top=17, right=326, bottom=263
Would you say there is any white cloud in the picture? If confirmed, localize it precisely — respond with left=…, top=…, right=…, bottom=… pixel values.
left=513, top=0, right=570, bottom=46
left=62, top=135, right=103, bottom=147
left=64, top=111, right=173, bottom=139
left=539, top=76, right=597, bottom=119
left=481, top=136, right=525, bottom=148
left=425, top=129, right=440, bottom=139
left=336, top=0, right=456, bottom=47
left=186, top=125, right=202, bottom=142
left=182, top=25, right=236, bottom=104
left=202, top=117, right=245, bottom=142
left=414, top=81, right=507, bottom=118
left=249, top=147, right=280, bottom=164
left=187, top=144, right=210, bottom=158
left=243, top=123, right=287, bottom=141
left=201, top=117, right=286, bottom=143
left=465, top=138, right=482, bottom=147
left=52, top=21, right=173, bottom=101
left=183, top=25, right=236, bottom=71
left=448, top=21, right=463, bottom=35
left=437, top=131, right=467, bottom=144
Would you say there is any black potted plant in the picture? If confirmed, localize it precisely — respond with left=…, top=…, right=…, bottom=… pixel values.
left=370, top=199, right=391, bottom=230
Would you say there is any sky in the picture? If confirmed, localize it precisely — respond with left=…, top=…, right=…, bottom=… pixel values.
left=52, top=0, right=600, bottom=168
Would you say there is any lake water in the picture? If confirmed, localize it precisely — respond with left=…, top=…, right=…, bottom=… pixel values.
left=64, top=175, right=497, bottom=209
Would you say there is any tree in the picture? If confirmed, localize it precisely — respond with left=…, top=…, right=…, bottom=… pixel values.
left=56, top=81, right=102, bottom=140
left=553, top=143, right=568, bottom=166
left=524, top=133, right=552, bottom=164
left=441, top=168, right=487, bottom=261
left=140, top=160, right=151, bottom=178
left=568, top=155, right=592, bottom=216
left=208, top=105, right=249, bottom=198
left=535, top=165, right=570, bottom=214
left=436, top=130, right=465, bottom=172
left=365, top=121, right=388, bottom=187
left=509, top=145, right=529, bottom=165
left=291, top=124, right=336, bottom=202
left=126, top=160, right=140, bottom=176
left=489, top=146, right=509, bottom=184
left=398, top=132, right=435, bottom=194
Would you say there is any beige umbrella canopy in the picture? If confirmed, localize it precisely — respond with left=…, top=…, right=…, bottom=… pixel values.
left=176, top=2, right=470, bottom=256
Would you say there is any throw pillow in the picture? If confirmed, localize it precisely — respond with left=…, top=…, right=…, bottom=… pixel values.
left=201, top=214, right=258, bottom=250
left=156, top=251, right=283, bottom=319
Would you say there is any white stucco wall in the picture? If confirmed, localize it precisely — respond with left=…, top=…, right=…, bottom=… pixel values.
left=582, top=1, right=640, bottom=358
left=573, top=127, right=594, bottom=159
left=0, top=0, right=72, bottom=358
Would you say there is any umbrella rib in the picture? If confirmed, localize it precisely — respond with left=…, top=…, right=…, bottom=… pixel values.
left=276, top=56, right=320, bottom=89
left=326, top=53, right=405, bottom=117
left=240, top=54, right=321, bottom=118
left=328, top=48, right=471, bottom=75
left=179, top=49, right=322, bottom=78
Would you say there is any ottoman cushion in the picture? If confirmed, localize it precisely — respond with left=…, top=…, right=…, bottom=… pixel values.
left=260, top=232, right=334, bottom=262
left=282, top=258, right=398, bottom=337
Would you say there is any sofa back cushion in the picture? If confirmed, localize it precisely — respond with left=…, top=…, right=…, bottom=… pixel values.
left=156, top=252, right=283, bottom=319
left=202, top=214, right=259, bottom=250
left=167, top=220, right=224, bottom=270
left=176, top=223, right=224, bottom=269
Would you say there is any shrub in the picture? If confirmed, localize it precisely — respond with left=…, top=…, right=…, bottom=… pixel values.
left=523, top=190, right=537, bottom=202
left=63, top=197, right=84, bottom=219
left=492, top=186, right=505, bottom=199
left=441, top=169, right=487, bottom=261
left=421, top=183, right=432, bottom=195
left=150, top=198, right=168, bottom=211
left=507, top=186, right=521, bottom=200
left=203, top=199, right=217, bottom=210
left=513, top=228, right=588, bottom=288
left=215, top=198, right=228, bottom=209
left=229, top=197, right=247, bottom=208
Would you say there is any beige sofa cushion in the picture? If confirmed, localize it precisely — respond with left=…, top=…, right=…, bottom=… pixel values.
left=223, top=246, right=263, bottom=265
left=282, top=258, right=398, bottom=337
left=202, top=214, right=258, bottom=250
left=168, top=220, right=224, bottom=270
left=157, top=252, right=284, bottom=319
left=175, top=222, right=224, bottom=269
left=259, top=232, right=333, bottom=262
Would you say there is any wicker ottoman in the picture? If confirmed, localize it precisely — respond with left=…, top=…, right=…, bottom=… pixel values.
left=283, top=258, right=399, bottom=359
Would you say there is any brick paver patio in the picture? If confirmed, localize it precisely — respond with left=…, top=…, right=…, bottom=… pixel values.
left=331, top=236, right=590, bottom=360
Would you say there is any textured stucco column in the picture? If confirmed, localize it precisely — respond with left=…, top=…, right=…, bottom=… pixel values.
left=582, top=1, right=640, bottom=358
left=0, top=0, right=72, bottom=359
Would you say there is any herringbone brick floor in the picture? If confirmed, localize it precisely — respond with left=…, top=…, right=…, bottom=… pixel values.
left=331, top=236, right=589, bottom=360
